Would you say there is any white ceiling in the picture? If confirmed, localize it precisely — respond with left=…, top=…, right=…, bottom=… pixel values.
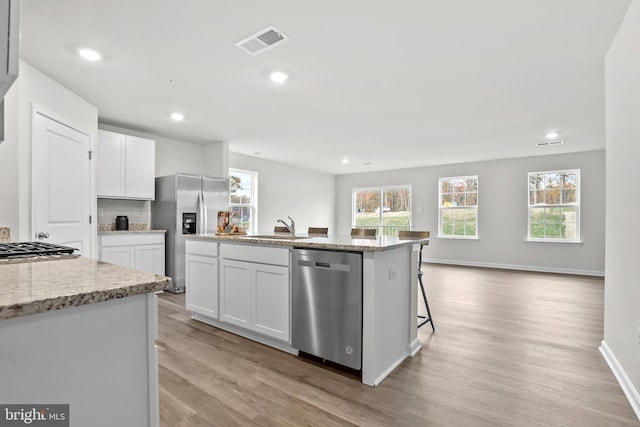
left=20, top=0, right=631, bottom=175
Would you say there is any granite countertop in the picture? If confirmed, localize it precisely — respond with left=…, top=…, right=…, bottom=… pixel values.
left=98, top=229, right=166, bottom=235
left=186, top=233, right=429, bottom=252
left=0, top=257, right=171, bottom=320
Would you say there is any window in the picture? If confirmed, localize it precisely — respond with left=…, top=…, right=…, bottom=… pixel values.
left=438, top=176, right=478, bottom=238
left=229, top=168, right=258, bottom=233
left=352, top=186, right=411, bottom=236
left=528, top=169, right=580, bottom=241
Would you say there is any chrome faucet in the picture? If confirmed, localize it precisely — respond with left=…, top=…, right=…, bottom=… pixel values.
left=277, top=216, right=296, bottom=237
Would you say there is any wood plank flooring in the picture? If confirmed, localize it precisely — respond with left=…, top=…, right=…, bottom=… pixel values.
left=157, top=264, right=639, bottom=426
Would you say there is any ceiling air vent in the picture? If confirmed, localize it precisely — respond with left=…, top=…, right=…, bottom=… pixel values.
left=536, top=140, right=564, bottom=147
left=236, top=26, right=289, bottom=56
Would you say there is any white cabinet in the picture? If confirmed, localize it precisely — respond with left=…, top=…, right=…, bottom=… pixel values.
left=99, top=233, right=165, bottom=275
left=101, top=246, right=135, bottom=269
left=219, top=244, right=290, bottom=342
left=252, top=263, right=290, bottom=341
left=98, top=130, right=155, bottom=200
left=219, top=259, right=252, bottom=328
left=185, top=241, right=219, bottom=319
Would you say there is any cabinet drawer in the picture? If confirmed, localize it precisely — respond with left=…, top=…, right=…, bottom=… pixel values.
left=220, top=243, right=289, bottom=266
left=100, top=233, right=165, bottom=247
left=186, top=240, right=218, bottom=257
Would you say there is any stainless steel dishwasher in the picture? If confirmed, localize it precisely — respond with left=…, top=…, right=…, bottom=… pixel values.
left=291, top=248, right=362, bottom=370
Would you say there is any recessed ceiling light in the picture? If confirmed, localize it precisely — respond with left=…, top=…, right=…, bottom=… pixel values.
left=77, top=47, right=101, bottom=61
left=170, top=112, right=185, bottom=121
left=269, top=71, right=289, bottom=84
left=545, top=131, right=559, bottom=139
left=341, top=158, right=349, bottom=164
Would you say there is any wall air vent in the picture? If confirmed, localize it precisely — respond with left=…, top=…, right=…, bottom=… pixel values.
left=536, top=140, right=564, bottom=147
left=236, top=26, right=289, bottom=56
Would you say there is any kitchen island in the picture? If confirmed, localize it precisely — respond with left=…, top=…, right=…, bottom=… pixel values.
left=185, top=233, right=427, bottom=386
left=0, top=256, right=170, bottom=427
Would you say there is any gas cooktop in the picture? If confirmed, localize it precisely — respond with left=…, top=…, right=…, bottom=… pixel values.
left=0, top=242, right=77, bottom=259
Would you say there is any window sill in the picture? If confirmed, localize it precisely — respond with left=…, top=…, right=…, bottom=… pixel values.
left=437, top=236, right=479, bottom=241
left=525, top=239, right=583, bottom=245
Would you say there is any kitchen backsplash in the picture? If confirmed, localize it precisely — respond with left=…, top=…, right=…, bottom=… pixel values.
left=0, top=227, right=9, bottom=243
left=98, top=222, right=149, bottom=232
left=97, top=199, right=151, bottom=226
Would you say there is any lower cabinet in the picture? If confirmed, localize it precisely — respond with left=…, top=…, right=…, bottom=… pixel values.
left=185, top=253, right=219, bottom=319
left=220, top=259, right=290, bottom=342
left=219, top=243, right=290, bottom=343
left=99, top=233, right=165, bottom=275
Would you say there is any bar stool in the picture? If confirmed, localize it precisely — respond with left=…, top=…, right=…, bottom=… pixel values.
left=399, top=230, right=434, bottom=332
left=351, top=228, right=377, bottom=238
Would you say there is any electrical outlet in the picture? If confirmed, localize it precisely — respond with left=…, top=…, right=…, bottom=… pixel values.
left=98, top=208, right=104, bottom=217
left=636, top=326, right=640, bottom=347
left=388, top=268, right=397, bottom=280
left=134, top=209, right=141, bottom=217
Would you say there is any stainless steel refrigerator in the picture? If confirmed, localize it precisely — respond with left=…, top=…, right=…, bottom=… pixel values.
left=151, top=173, right=229, bottom=293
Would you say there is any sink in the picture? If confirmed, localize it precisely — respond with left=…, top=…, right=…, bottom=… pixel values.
left=245, top=234, right=311, bottom=240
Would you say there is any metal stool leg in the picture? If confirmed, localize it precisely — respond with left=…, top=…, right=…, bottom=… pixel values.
left=417, top=244, right=435, bottom=332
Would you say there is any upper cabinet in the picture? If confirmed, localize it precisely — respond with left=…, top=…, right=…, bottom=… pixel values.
left=98, top=130, right=156, bottom=200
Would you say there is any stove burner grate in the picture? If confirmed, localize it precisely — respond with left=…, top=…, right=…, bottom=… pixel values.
left=0, top=242, right=78, bottom=259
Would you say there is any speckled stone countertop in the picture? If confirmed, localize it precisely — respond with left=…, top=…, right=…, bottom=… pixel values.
left=0, top=227, right=10, bottom=243
left=98, top=229, right=166, bottom=235
left=0, top=257, right=171, bottom=320
left=186, top=233, right=429, bottom=252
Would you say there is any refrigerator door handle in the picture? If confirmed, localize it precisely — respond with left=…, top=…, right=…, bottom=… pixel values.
left=197, top=191, right=204, bottom=234
left=202, top=192, right=208, bottom=234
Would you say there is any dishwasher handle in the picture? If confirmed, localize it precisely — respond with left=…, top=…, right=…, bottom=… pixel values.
left=298, top=259, right=351, bottom=272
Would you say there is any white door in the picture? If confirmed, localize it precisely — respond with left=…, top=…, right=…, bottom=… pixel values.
left=32, top=111, right=92, bottom=255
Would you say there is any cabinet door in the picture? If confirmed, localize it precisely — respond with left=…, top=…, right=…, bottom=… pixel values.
left=101, top=246, right=135, bottom=269
left=135, top=244, right=165, bottom=275
left=125, top=136, right=155, bottom=200
left=97, top=130, right=126, bottom=197
left=219, top=259, right=251, bottom=328
left=253, top=264, right=290, bottom=341
left=186, top=254, right=219, bottom=319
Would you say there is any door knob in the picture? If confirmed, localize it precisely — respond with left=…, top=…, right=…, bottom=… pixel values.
left=36, top=232, right=50, bottom=239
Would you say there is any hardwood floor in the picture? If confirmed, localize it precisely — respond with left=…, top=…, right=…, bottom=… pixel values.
left=157, top=264, right=639, bottom=426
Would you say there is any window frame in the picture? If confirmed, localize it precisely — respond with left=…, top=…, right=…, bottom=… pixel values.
left=228, top=168, right=258, bottom=233
left=527, top=169, right=580, bottom=243
left=351, top=185, right=412, bottom=236
left=438, top=175, right=479, bottom=240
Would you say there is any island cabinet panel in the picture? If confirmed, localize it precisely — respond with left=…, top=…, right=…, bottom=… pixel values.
left=253, top=264, right=289, bottom=341
left=219, top=259, right=252, bottom=328
left=185, top=254, right=219, bottom=319
left=217, top=243, right=291, bottom=342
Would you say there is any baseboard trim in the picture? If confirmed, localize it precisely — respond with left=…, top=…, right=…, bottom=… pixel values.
left=409, top=337, right=422, bottom=357
left=423, top=258, right=604, bottom=277
left=599, top=340, right=640, bottom=421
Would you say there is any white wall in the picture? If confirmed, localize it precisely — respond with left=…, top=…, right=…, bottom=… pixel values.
left=229, top=152, right=336, bottom=233
left=336, top=150, right=605, bottom=275
left=0, top=80, right=20, bottom=236
left=0, top=61, right=98, bottom=246
left=603, top=0, right=640, bottom=417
